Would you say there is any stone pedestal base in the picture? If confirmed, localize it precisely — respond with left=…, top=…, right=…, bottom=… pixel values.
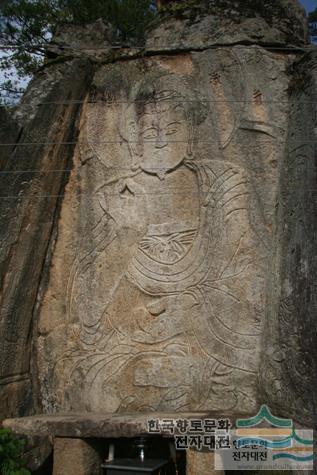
left=186, top=450, right=224, bottom=475
left=53, top=437, right=103, bottom=475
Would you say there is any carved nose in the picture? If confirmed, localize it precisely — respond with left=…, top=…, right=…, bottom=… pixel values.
left=155, top=133, right=168, bottom=149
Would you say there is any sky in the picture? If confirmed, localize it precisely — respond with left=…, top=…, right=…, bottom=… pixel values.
left=300, top=0, right=316, bottom=12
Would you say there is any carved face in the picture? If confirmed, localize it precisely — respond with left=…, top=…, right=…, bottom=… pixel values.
left=126, top=100, right=190, bottom=179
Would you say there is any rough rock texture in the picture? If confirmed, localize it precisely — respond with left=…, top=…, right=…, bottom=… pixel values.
left=0, top=107, right=20, bottom=176
left=0, top=106, right=19, bottom=149
left=53, top=438, right=103, bottom=475
left=3, top=411, right=229, bottom=437
left=13, top=59, right=92, bottom=126
left=186, top=450, right=221, bottom=475
left=37, top=46, right=291, bottom=415
left=147, top=0, right=308, bottom=50
left=22, top=436, right=53, bottom=473
left=0, top=59, right=92, bottom=420
left=52, top=19, right=113, bottom=50
left=260, top=52, right=317, bottom=428
left=46, top=20, right=113, bottom=64
left=0, top=0, right=315, bottom=440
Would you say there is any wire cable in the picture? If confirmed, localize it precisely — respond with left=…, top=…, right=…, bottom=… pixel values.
left=0, top=166, right=315, bottom=175
left=33, top=99, right=317, bottom=105
left=0, top=44, right=312, bottom=51
left=0, top=139, right=316, bottom=146
left=1, top=187, right=317, bottom=200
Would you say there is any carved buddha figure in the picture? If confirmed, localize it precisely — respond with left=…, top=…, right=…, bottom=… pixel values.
left=98, top=79, right=205, bottom=393
left=64, top=73, right=261, bottom=413
left=122, top=82, right=202, bottom=263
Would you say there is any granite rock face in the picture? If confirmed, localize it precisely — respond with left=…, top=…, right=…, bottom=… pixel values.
left=37, top=47, right=290, bottom=414
left=260, top=52, right=317, bottom=427
left=53, top=438, right=103, bottom=475
left=45, top=20, right=113, bottom=64
left=147, top=0, right=308, bottom=50
left=0, top=0, right=315, bottom=432
left=0, top=107, right=19, bottom=151
left=0, top=59, right=93, bottom=419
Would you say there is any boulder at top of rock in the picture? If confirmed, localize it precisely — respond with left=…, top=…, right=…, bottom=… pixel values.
left=146, top=0, right=309, bottom=49
left=46, top=19, right=113, bottom=60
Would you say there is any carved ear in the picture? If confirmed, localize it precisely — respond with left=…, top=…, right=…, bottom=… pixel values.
left=185, top=120, right=195, bottom=159
left=186, top=143, right=193, bottom=159
left=128, top=140, right=144, bottom=169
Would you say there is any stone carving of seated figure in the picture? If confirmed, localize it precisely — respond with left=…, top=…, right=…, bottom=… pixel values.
left=64, top=74, right=262, bottom=414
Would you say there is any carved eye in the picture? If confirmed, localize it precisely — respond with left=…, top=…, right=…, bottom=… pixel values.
left=165, top=122, right=180, bottom=135
left=156, top=90, right=174, bottom=101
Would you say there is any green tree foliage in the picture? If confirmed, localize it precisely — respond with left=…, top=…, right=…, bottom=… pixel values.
left=308, top=7, right=317, bottom=23
left=0, top=0, right=156, bottom=102
left=0, top=428, right=31, bottom=475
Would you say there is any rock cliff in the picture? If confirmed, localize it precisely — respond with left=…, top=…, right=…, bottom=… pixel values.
left=0, top=0, right=315, bottom=432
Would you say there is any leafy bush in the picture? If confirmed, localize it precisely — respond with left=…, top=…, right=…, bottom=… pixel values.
left=0, top=428, right=31, bottom=475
